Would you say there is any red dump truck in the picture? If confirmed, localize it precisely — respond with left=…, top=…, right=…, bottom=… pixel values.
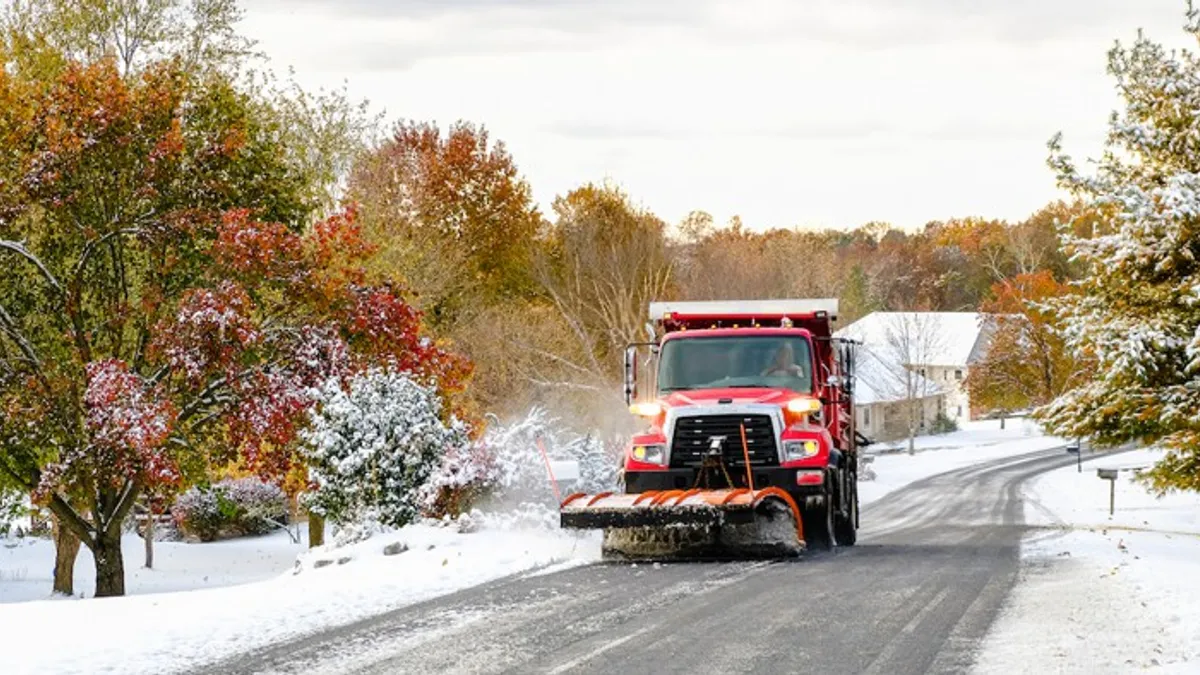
left=560, top=299, right=865, bottom=559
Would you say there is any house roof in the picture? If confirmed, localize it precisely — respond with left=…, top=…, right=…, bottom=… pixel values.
left=835, top=311, right=991, bottom=368
left=850, top=342, right=944, bottom=405
left=835, top=311, right=995, bottom=405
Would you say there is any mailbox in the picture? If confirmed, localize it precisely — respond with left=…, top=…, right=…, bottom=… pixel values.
left=1097, top=467, right=1120, bottom=515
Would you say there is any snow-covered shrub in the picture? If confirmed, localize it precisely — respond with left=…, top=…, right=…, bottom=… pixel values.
left=930, top=412, right=958, bottom=435
left=171, top=477, right=288, bottom=542
left=567, top=432, right=623, bottom=494
left=224, top=478, right=289, bottom=532
left=857, top=456, right=877, bottom=482
left=482, top=406, right=561, bottom=501
left=418, top=440, right=498, bottom=519
left=439, top=407, right=622, bottom=510
left=300, top=367, right=470, bottom=529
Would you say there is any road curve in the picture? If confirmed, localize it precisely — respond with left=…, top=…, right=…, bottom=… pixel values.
left=194, top=445, right=1095, bottom=675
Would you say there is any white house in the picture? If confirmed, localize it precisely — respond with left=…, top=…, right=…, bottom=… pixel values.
left=836, top=311, right=994, bottom=442
left=848, top=345, right=944, bottom=442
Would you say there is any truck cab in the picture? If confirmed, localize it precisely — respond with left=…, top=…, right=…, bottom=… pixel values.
left=621, top=299, right=861, bottom=549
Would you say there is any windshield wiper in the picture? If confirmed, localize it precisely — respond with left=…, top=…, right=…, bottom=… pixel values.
left=658, top=386, right=694, bottom=392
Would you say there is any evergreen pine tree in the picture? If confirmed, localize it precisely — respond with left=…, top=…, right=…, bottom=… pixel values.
left=1036, top=3, right=1200, bottom=493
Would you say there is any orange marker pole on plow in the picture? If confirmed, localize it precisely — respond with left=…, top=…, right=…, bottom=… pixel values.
left=535, top=435, right=563, bottom=505
left=739, top=423, right=755, bottom=492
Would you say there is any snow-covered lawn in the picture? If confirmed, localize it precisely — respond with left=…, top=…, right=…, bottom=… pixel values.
left=0, top=513, right=601, bottom=674
left=860, top=416, right=1066, bottom=506
left=0, top=528, right=309, bottom=604
left=974, top=447, right=1200, bottom=673
left=865, top=416, right=1045, bottom=455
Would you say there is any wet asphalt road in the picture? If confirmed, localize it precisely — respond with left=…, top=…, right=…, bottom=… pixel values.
left=195, top=444, right=1096, bottom=675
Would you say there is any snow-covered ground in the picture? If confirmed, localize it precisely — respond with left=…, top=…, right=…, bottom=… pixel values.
left=865, top=415, right=1045, bottom=455
left=0, top=417, right=1061, bottom=674
left=860, top=416, right=1065, bottom=505
left=0, top=528, right=309, bottom=604
left=974, top=447, right=1200, bottom=673
left=0, top=512, right=601, bottom=674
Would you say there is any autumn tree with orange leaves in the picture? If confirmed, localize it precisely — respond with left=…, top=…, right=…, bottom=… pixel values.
left=348, top=119, right=543, bottom=327
left=966, top=271, right=1091, bottom=417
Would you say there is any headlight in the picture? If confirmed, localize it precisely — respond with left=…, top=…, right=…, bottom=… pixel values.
left=631, top=443, right=667, bottom=465
left=629, top=401, right=664, bottom=417
left=786, top=397, right=822, bottom=414
left=783, top=439, right=820, bottom=461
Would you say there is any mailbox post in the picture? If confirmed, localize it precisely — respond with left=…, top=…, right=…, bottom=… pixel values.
left=1097, top=468, right=1118, bottom=515
left=1066, top=440, right=1082, bottom=472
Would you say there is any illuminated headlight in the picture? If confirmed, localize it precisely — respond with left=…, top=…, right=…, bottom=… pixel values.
left=631, top=443, right=667, bottom=465
left=783, top=439, right=820, bottom=460
left=629, top=401, right=664, bottom=417
left=786, top=397, right=822, bottom=414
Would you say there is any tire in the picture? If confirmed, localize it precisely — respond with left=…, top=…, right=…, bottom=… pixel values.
left=834, top=478, right=858, bottom=547
left=801, top=494, right=836, bottom=551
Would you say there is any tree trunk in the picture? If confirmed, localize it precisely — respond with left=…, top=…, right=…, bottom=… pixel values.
left=907, top=402, right=917, bottom=456
left=92, top=529, right=126, bottom=598
left=143, top=511, right=154, bottom=570
left=308, top=513, right=325, bottom=548
left=1000, top=416, right=1006, bottom=430
left=52, top=516, right=81, bottom=596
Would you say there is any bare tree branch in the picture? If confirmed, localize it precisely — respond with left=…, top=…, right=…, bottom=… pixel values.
left=0, top=239, right=66, bottom=297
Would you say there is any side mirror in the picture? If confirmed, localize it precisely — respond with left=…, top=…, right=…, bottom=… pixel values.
left=623, top=345, right=638, bottom=405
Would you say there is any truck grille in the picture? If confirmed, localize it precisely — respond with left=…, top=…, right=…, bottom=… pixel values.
left=669, top=414, right=779, bottom=468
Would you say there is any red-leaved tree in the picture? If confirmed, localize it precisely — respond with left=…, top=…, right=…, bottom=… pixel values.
left=0, top=57, right=470, bottom=596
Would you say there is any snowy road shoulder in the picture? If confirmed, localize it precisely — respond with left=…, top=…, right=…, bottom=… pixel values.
left=973, top=448, right=1200, bottom=674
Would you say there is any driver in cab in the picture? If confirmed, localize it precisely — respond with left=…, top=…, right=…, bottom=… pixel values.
left=761, top=342, right=805, bottom=378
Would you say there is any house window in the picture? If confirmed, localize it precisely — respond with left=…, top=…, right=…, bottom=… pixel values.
left=863, top=407, right=871, bottom=426
left=954, top=369, right=963, bottom=380
left=957, top=405, right=963, bottom=417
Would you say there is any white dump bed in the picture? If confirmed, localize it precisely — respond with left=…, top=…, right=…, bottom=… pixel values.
left=648, top=299, right=839, bottom=321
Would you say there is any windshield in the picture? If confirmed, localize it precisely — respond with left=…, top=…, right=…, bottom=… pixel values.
left=656, top=334, right=814, bottom=394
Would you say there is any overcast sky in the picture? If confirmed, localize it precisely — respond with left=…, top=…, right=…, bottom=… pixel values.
left=239, top=0, right=1193, bottom=231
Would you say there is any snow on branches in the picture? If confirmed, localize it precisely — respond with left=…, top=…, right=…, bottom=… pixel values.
left=37, top=359, right=180, bottom=499
left=301, top=367, right=471, bottom=528
left=1039, top=6, right=1200, bottom=492
left=84, top=359, right=177, bottom=457
left=146, top=206, right=467, bottom=480
left=153, top=280, right=260, bottom=383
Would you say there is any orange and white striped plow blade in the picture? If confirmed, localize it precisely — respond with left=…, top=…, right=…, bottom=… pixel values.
left=559, top=487, right=806, bottom=559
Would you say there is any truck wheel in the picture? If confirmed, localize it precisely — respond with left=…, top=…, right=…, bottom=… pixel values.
left=802, top=497, right=835, bottom=551
left=834, top=480, right=858, bottom=547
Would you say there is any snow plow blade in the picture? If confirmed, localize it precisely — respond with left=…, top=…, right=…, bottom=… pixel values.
left=560, top=488, right=805, bottom=561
